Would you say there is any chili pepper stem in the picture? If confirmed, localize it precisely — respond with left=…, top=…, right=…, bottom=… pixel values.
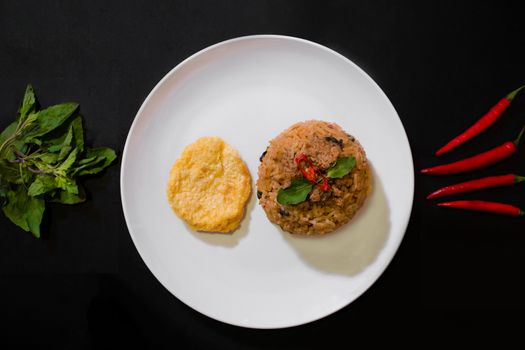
left=520, top=211, right=525, bottom=216
left=506, top=85, right=525, bottom=101
left=515, top=175, right=525, bottom=183
left=513, top=124, right=525, bottom=146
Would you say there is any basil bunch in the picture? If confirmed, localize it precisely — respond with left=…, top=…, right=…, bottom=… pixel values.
left=0, top=85, right=116, bottom=237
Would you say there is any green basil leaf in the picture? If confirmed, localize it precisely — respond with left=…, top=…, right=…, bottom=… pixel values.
left=8, top=141, right=30, bottom=163
left=46, top=124, right=73, bottom=153
left=75, top=147, right=116, bottom=176
left=22, top=102, right=78, bottom=142
left=0, top=122, right=19, bottom=161
left=2, top=187, right=45, bottom=238
left=17, top=84, right=37, bottom=123
left=325, top=156, right=356, bottom=179
left=77, top=155, right=97, bottom=166
left=27, top=175, right=56, bottom=197
left=44, top=115, right=83, bottom=154
left=70, top=116, right=84, bottom=153
left=0, top=161, right=33, bottom=185
left=35, top=152, right=59, bottom=164
left=0, top=122, right=18, bottom=147
left=0, top=161, right=23, bottom=184
left=277, top=178, right=313, bottom=205
left=11, top=113, right=37, bottom=154
left=0, top=169, right=10, bottom=198
left=55, top=176, right=78, bottom=194
left=57, top=147, right=80, bottom=174
left=0, top=182, right=7, bottom=199
left=50, top=185, right=86, bottom=205
left=71, top=156, right=104, bottom=175
left=57, top=143, right=73, bottom=162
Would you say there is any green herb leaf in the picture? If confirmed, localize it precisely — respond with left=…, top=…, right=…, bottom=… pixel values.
left=74, top=147, right=116, bottom=176
left=0, top=122, right=19, bottom=161
left=0, top=168, right=10, bottom=198
left=77, top=156, right=97, bottom=165
left=44, top=115, right=83, bottom=155
left=2, top=187, right=45, bottom=238
left=55, top=176, right=78, bottom=194
left=27, top=175, right=56, bottom=197
left=70, top=116, right=84, bottom=152
left=277, top=178, right=314, bottom=205
left=17, top=84, right=37, bottom=123
left=325, top=156, right=356, bottom=179
left=57, top=131, right=74, bottom=161
left=46, top=123, right=73, bottom=153
left=0, top=183, right=7, bottom=199
left=57, top=147, right=80, bottom=174
left=35, top=152, right=59, bottom=164
left=50, top=185, right=86, bottom=205
left=0, top=161, right=33, bottom=185
left=70, top=156, right=103, bottom=175
left=22, top=102, right=78, bottom=142
left=0, top=161, right=23, bottom=184
left=0, top=122, right=18, bottom=147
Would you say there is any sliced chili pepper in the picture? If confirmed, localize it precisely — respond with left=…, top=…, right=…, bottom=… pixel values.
left=294, top=153, right=318, bottom=183
left=437, top=200, right=524, bottom=216
left=421, top=125, right=525, bottom=175
left=301, top=166, right=317, bottom=183
left=294, top=153, right=331, bottom=191
left=436, top=85, right=525, bottom=156
left=319, top=175, right=329, bottom=191
left=427, top=174, right=525, bottom=199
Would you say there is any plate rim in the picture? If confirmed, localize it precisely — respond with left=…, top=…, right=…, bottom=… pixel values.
left=120, top=34, right=415, bottom=329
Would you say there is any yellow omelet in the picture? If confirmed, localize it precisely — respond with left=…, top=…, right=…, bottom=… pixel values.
left=166, top=137, right=251, bottom=233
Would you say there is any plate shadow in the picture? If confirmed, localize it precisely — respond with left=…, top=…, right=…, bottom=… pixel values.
left=282, top=165, right=390, bottom=276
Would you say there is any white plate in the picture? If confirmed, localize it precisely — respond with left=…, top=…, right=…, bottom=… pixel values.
left=121, top=35, right=414, bottom=329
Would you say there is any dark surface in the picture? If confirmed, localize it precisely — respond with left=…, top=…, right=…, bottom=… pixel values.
left=1, top=0, right=524, bottom=347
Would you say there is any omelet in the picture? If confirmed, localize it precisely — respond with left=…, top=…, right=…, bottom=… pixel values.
left=166, top=137, right=251, bottom=233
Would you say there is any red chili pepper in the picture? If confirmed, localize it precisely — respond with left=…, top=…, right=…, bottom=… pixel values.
left=436, top=85, right=525, bottom=156
left=295, top=153, right=318, bottom=183
left=421, top=125, right=525, bottom=175
left=319, top=175, right=329, bottom=191
left=437, top=200, right=524, bottom=216
left=427, top=173, right=525, bottom=199
left=294, top=153, right=330, bottom=191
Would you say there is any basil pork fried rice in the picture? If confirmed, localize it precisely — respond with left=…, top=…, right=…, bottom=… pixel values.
left=257, top=120, right=372, bottom=235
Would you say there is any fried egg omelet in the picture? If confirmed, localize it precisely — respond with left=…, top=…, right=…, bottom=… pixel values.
left=166, top=137, right=251, bottom=233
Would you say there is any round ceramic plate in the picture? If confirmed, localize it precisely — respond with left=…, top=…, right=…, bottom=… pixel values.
left=121, top=35, right=414, bottom=329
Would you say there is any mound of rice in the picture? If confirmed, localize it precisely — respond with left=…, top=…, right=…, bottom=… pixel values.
left=256, top=120, right=372, bottom=235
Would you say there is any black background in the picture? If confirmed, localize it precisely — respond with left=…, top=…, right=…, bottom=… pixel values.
left=1, top=0, right=525, bottom=347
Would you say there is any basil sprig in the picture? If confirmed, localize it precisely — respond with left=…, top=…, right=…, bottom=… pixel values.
left=276, top=156, right=355, bottom=205
left=0, top=84, right=116, bottom=238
